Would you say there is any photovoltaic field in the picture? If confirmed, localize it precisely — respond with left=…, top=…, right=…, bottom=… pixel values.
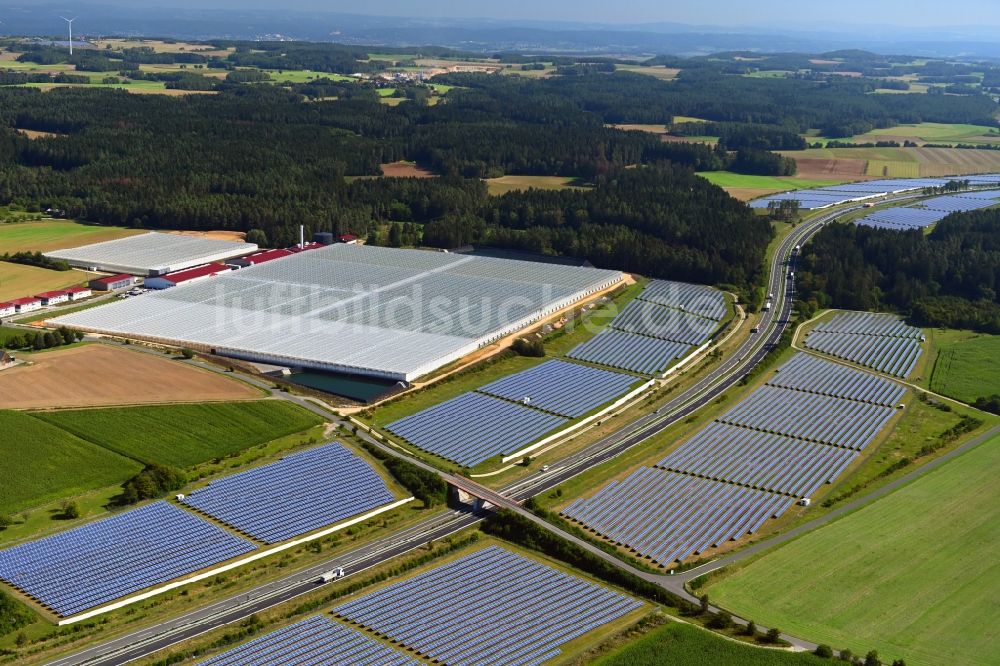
left=568, top=279, right=726, bottom=375
left=386, top=359, right=638, bottom=466
left=854, top=190, right=1000, bottom=230
left=333, top=545, right=642, bottom=666
left=0, top=502, right=256, bottom=617
left=750, top=174, right=1000, bottom=210
left=181, top=443, right=396, bottom=543
left=561, top=353, right=905, bottom=566
left=198, top=616, right=418, bottom=666
left=804, top=311, right=924, bottom=377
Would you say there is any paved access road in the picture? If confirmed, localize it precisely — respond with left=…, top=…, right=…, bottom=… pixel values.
left=48, top=195, right=939, bottom=665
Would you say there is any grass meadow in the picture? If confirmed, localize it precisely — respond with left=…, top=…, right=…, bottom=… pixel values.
left=695, top=172, right=847, bottom=190
left=0, top=263, right=96, bottom=303
left=33, top=401, right=324, bottom=468
left=927, top=330, right=1000, bottom=403
left=595, top=622, right=829, bottom=666
left=0, top=411, right=142, bottom=514
left=704, top=435, right=1000, bottom=666
left=0, top=219, right=140, bottom=254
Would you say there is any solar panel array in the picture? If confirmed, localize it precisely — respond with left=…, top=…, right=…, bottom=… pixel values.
left=562, top=354, right=905, bottom=565
left=567, top=329, right=692, bottom=375
left=53, top=244, right=623, bottom=382
left=181, top=443, right=395, bottom=544
left=562, top=469, right=792, bottom=566
left=567, top=280, right=726, bottom=375
left=805, top=312, right=924, bottom=377
left=0, top=502, right=256, bottom=617
left=478, top=359, right=637, bottom=418
left=333, top=545, right=641, bottom=666
left=198, top=616, right=418, bottom=666
left=386, top=392, right=568, bottom=467
left=855, top=191, right=1000, bottom=230
left=749, top=176, right=1000, bottom=210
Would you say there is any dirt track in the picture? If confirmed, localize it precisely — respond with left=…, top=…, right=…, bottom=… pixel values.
left=0, top=344, right=261, bottom=410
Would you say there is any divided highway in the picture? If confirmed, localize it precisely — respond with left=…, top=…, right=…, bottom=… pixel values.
left=46, top=199, right=909, bottom=666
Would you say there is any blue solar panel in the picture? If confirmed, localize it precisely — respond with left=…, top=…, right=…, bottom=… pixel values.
left=768, top=353, right=906, bottom=406
left=637, top=280, right=727, bottom=320
left=199, top=616, right=419, bottom=666
left=567, top=329, right=692, bottom=375
left=333, top=545, right=641, bottom=666
left=750, top=177, right=1000, bottom=209
left=612, top=300, right=719, bottom=344
left=477, top=360, right=637, bottom=418
left=0, top=502, right=255, bottom=617
left=386, top=392, right=568, bottom=467
left=181, top=443, right=396, bottom=544
left=805, top=312, right=924, bottom=377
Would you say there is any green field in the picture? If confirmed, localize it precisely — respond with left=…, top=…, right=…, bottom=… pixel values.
left=705, top=435, right=1000, bottom=666
left=0, top=220, right=140, bottom=254
left=840, top=122, right=1000, bottom=146
left=928, top=331, right=1000, bottom=403
left=695, top=172, right=846, bottom=190
left=0, top=262, right=96, bottom=303
left=0, top=410, right=142, bottom=514
left=596, top=621, right=828, bottom=666
left=485, top=175, right=588, bottom=195
left=33, top=401, right=324, bottom=468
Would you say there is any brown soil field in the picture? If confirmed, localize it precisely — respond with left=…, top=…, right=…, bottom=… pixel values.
left=0, top=345, right=262, bottom=410
left=794, top=157, right=871, bottom=180
left=379, top=162, right=437, bottom=178
left=911, top=147, right=1000, bottom=176
left=15, top=129, right=63, bottom=140
left=168, top=229, right=247, bottom=242
left=726, top=188, right=783, bottom=201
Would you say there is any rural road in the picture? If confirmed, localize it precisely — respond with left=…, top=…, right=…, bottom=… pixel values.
left=46, top=193, right=951, bottom=665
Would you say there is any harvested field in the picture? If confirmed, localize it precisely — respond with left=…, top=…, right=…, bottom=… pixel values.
left=614, top=64, right=680, bottom=80
left=168, top=229, right=247, bottom=242
left=0, top=345, right=263, bottom=410
left=608, top=124, right=668, bottom=134
left=486, top=175, right=587, bottom=195
left=15, top=129, right=62, bottom=140
left=793, top=157, right=870, bottom=181
left=786, top=146, right=1000, bottom=179
left=379, top=161, right=437, bottom=178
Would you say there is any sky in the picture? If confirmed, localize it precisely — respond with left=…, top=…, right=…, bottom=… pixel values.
left=86, top=0, right=1000, bottom=28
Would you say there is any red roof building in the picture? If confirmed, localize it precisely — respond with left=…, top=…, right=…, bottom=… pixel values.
left=63, top=286, right=93, bottom=300
left=10, top=297, right=43, bottom=312
left=35, top=290, right=71, bottom=306
left=145, top=263, right=231, bottom=289
left=287, top=242, right=324, bottom=253
left=89, top=274, right=137, bottom=291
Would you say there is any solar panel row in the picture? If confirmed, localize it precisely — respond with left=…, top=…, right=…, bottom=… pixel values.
left=566, top=329, right=692, bottom=375
left=477, top=359, right=637, bottom=418
left=386, top=392, right=568, bottom=467
left=749, top=176, right=1000, bottom=210
left=855, top=191, right=1000, bottom=230
left=656, top=422, right=858, bottom=498
left=637, top=279, right=728, bottom=320
left=0, top=502, right=256, bottom=617
left=612, top=299, right=719, bottom=345
left=333, top=545, right=642, bottom=666
left=198, top=616, right=418, bottom=666
left=561, top=354, right=905, bottom=565
left=767, top=352, right=906, bottom=406
left=805, top=312, right=924, bottom=377
left=562, top=468, right=792, bottom=566
left=181, top=443, right=396, bottom=544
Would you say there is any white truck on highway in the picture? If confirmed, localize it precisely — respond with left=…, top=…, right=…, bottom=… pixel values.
left=317, top=567, right=345, bottom=583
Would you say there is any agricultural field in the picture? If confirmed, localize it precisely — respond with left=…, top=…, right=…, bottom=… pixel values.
left=485, top=175, right=588, bottom=195
left=595, top=621, right=829, bottom=666
left=695, top=172, right=849, bottom=201
left=704, top=435, right=1000, bottom=666
left=783, top=146, right=1000, bottom=179
left=0, top=345, right=263, bottom=410
left=0, top=410, right=142, bottom=514
left=825, top=122, right=1000, bottom=146
left=379, top=161, right=437, bottom=178
left=926, top=330, right=1000, bottom=403
left=0, top=220, right=141, bottom=254
left=0, top=263, right=96, bottom=303
left=614, top=64, right=680, bottom=80
left=33, top=400, right=324, bottom=468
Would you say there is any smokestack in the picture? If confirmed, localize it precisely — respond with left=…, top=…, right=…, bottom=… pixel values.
left=300, top=225, right=304, bottom=249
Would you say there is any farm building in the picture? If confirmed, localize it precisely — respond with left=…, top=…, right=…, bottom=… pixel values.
left=0, top=302, right=15, bottom=318
left=64, top=286, right=92, bottom=301
left=10, top=297, right=42, bottom=313
left=225, top=249, right=293, bottom=269
left=89, top=274, right=136, bottom=292
left=144, top=263, right=232, bottom=290
left=53, top=244, right=623, bottom=382
left=44, top=232, right=257, bottom=277
left=35, top=290, right=70, bottom=306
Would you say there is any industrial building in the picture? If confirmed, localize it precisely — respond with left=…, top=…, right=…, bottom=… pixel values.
left=89, top=274, right=137, bottom=291
left=53, top=245, right=623, bottom=382
left=44, top=232, right=258, bottom=277
left=144, top=263, right=232, bottom=290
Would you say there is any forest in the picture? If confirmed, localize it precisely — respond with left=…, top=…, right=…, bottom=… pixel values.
left=796, top=212, right=1000, bottom=333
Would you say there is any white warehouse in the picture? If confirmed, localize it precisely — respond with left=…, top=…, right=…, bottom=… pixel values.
left=52, top=245, right=623, bottom=381
left=44, top=232, right=258, bottom=277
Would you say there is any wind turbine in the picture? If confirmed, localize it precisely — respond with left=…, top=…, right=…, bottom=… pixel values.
left=60, top=16, right=76, bottom=55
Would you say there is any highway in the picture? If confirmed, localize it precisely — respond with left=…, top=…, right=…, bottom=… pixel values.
left=46, top=196, right=927, bottom=665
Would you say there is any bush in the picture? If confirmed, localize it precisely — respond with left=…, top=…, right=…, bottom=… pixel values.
left=707, top=611, right=732, bottom=629
left=0, top=590, right=33, bottom=637
left=180, top=348, right=195, bottom=359
left=361, top=443, right=446, bottom=507
left=60, top=501, right=81, bottom=519
left=511, top=337, right=545, bottom=357
left=765, top=627, right=782, bottom=643
left=815, top=644, right=834, bottom=658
